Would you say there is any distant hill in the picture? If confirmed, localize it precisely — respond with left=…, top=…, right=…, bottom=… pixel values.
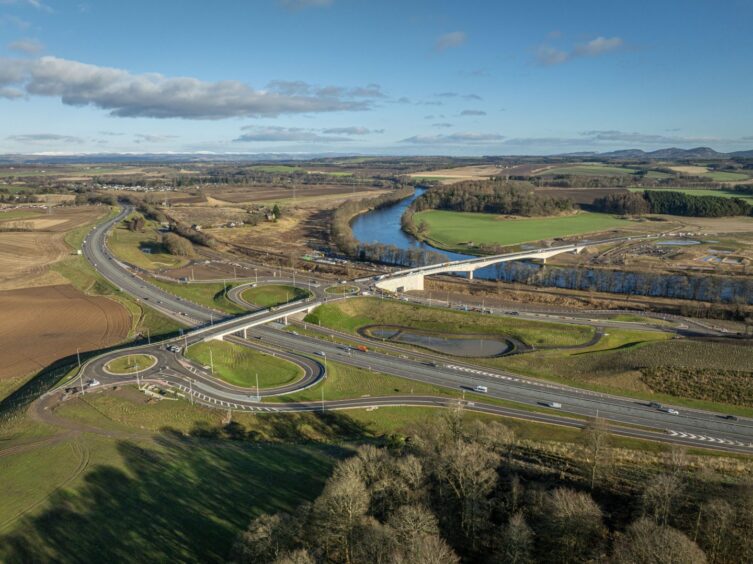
left=598, top=146, right=730, bottom=160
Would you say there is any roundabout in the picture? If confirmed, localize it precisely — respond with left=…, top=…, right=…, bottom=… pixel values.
left=103, top=354, right=158, bottom=375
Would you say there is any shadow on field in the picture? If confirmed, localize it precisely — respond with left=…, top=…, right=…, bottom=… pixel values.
left=0, top=429, right=347, bottom=563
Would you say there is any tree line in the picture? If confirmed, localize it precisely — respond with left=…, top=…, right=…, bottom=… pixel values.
left=593, top=190, right=753, bottom=217
left=411, top=180, right=573, bottom=216
left=230, top=411, right=753, bottom=564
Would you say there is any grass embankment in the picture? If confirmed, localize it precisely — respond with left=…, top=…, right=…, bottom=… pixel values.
left=241, top=284, right=311, bottom=308
left=324, top=284, right=359, bottom=295
left=412, top=209, right=629, bottom=252
left=629, top=187, right=753, bottom=204
left=305, top=297, right=594, bottom=347
left=105, top=354, right=157, bottom=374
left=0, top=424, right=337, bottom=562
left=186, top=341, right=302, bottom=389
left=150, top=278, right=246, bottom=315
left=108, top=212, right=188, bottom=271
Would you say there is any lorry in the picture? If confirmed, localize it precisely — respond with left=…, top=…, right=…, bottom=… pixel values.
left=356, top=345, right=368, bottom=353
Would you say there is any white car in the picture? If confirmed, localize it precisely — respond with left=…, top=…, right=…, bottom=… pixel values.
left=473, top=385, right=488, bottom=393
left=659, top=407, right=680, bottom=415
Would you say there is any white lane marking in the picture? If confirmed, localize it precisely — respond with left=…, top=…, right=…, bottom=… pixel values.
left=667, top=429, right=751, bottom=448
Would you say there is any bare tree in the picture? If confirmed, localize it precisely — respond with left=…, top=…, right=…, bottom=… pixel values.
left=581, top=416, right=611, bottom=489
left=496, top=512, right=534, bottom=564
left=612, top=518, right=707, bottom=564
left=642, top=473, right=683, bottom=526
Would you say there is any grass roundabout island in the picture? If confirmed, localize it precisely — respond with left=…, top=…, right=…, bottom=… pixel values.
left=324, top=284, right=359, bottom=296
left=104, top=354, right=158, bottom=374
left=186, top=341, right=303, bottom=389
left=241, top=284, right=311, bottom=308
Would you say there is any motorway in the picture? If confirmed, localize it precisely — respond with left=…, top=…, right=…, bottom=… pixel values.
left=54, top=206, right=753, bottom=454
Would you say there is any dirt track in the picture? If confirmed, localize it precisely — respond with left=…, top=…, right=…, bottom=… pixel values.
left=0, top=284, right=130, bottom=381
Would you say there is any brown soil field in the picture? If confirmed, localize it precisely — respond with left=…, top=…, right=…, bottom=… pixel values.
left=670, top=165, right=708, bottom=175
left=0, top=284, right=129, bottom=381
left=409, top=165, right=502, bottom=184
left=205, top=184, right=383, bottom=204
left=0, top=206, right=106, bottom=290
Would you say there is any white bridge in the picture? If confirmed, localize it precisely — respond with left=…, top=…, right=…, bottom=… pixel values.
left=192, top=299, right=323, bottom=342
left=375, top=236, right=647, bottom=292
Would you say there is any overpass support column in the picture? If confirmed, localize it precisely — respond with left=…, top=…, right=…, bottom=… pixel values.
left=467, top=271, right=474, bottom=280
left=243, top=328, right=247, bottom=339
left=283, top=315, right=288, bottom=326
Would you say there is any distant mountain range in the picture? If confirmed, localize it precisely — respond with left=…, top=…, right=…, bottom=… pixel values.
left=561, top=147, right=753, bottom=159
left=0, top=147, right=752, bottom=164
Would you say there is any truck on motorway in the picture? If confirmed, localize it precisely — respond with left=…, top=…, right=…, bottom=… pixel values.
left=356, top=345, right=368, bottom=353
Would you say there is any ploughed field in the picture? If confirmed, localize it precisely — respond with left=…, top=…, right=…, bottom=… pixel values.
left=0, top=284, right=130, bottom=383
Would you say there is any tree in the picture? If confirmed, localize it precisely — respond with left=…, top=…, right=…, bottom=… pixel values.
left=272, top=204, right=281, bottom=220
left=273, top=549, right=315, bottom=564
left=496, top=512, right=534, bottom=564
left=312, top=472, right=370, bottom=563
left=162, top=232, right=194, bottom=256
left=395, top=533, right=460, bottom=564
left=387, top=504, right=439, bottom=545
left=642, top=473, right=683, bottom=526
left=612, top=518, right=707, bottom=564
left=698, top=498, right=734, bottom=564
left=231, top=513, right=295, bottom=563
left=541, top=488, right=607, bottom=563
left=581, top=416, right=611, bottom=489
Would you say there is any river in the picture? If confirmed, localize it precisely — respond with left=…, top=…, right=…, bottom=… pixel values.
left=349, top=187, right=753, bottom=304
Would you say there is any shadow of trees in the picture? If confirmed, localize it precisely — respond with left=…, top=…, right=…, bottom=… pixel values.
left=0, top=426, right=348, bottom=563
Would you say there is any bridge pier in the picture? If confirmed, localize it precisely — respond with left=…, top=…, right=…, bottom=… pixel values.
left=467, top=271, right=474, bottom=280
left=243, top=328, right=247, bottom=339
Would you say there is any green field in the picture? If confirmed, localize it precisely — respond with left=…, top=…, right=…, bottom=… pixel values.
left=105, top=354, right=157, bottom=374
left=324, top=284, right=359, bottom=295
left=629, top=187, right=753, bottom=204
left=305, top=297, right=594, bottom=347
left=150, top=279, right=246, bottom=315
left=413, top=209, right=629, bottom=251
left=251, top=164, right=300, bottom=173
left=186, top=341, right=302, bottom=389
left=240, top=284, right=311, bottom=308
left=0, top=425, right=336, bottom=562
left=535, top=164, right=638, bottom=176
left=704, top=171, right=750, bottom=182
left=108, top=213, right=188, bottom=271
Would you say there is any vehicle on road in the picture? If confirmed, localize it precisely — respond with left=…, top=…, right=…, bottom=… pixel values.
left=356, top=345, right=368, bottom=352
left=473, top=385, right=488, bottom=393
left=316, top=351, right=326, bottom=356
left=543, top=401, right=562, bottom=409
left=659, top=407, right=680, bottom=415
left=723, top=414, right=739, bottom=421
left=648, top=401, right=662, bottom=408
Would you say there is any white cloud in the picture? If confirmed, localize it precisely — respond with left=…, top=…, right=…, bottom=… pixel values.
left=0, top=56, right=382, bottom=119
left=322, top=126, right=381, bottom=135
left=234, top=126, right=351, bottom=143
left=7, top=133, right=83, bottom=143
left=435, top=31, right=466, bottom=52
left=400, top=132, right=504, bottom=145
left=536, top=36, right=624, bottom=66
left=460, top=109, right=486, bottom=116
left=8, top=38, right=43, bottom=54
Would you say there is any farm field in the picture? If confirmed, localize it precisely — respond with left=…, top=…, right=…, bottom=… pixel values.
left=0, top=206, right=108, bottom=291
left=0, top=284, right=130, bottom=391
left=186, top=341, right=302, bottom=388
left=240, top=284, right=311, bottom=308
left=534, top=164, right=638, bottom=176
left=305, top=297, right=594, bottom=347
left=408, top=165, right=501, bottom=184
left=668, top=166, right=750, bottom=182
left=629, top=187, right=753, bottom=204
left=412, top=209, right=632, bottom=251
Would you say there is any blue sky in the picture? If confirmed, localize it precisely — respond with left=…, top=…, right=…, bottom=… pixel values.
left=1, top=0, right=752, bottom=155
